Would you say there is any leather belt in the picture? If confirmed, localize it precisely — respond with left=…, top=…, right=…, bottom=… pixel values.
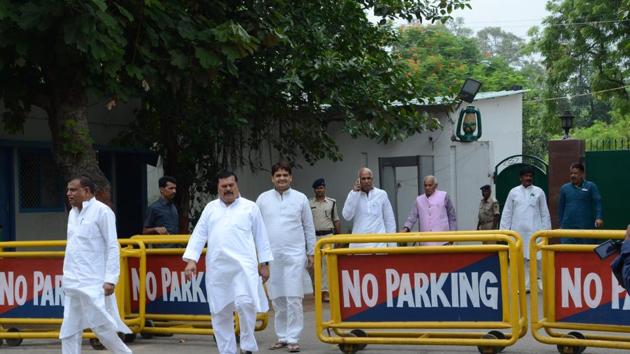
left=316, top=229, right=334, bottom=236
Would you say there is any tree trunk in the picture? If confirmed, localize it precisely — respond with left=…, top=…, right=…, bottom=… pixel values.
left=162, top=155, right=192, bottom=234
left=159, top=113, right=191, bottom=233
left=47, top=89, right=112, bottom=207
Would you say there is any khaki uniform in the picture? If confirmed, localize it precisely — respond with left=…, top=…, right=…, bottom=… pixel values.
left=309, top=197, right=339, bottom=292
left=309, top=197, right=339, bottom=234
left=478, top=198, right=500, bottom=230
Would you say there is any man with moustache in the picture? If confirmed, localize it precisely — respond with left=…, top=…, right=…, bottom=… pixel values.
left=477, top=184, right=500, bottom=231
left=500, top=166, right=551, bottom=292
left=256, top=161, right=315, bottom=353
left=401, top=175, right=457, bottom=245
left=143, top=176, right=178, bottom=236
left=308, top=178, right=341, bottom=302
left=143, top=176, right=179, bottom=248
left=61, top=175, right=132, bottom=354
left=558, top=162, right=603, bottom=244
left=183, top=171, right=272, bottom=354
left=342, top=167, right=396, bottom=248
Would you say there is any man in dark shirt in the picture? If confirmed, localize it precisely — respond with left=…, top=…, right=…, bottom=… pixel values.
left=558, top=163, right=603, bottom=244
left=144, top=176, right=179, bottom=241
left=612, top=225, right=630, bottom=291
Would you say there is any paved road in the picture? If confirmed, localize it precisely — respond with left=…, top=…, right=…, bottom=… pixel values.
left=1, top=295, right=623, bottom=353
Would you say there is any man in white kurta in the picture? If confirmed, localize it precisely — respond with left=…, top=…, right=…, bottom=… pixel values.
left=61, top=176, right=132, bottom=354
left=342, top=167, right=397, bottom=248
left=500, top=166, right=551, bottom=291
left=183, top=171, right=272, bottom=354
left=256, top=162, right=315, bottom=352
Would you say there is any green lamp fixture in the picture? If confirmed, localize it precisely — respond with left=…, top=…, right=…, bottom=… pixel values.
left=456, top=105, right=482, bottom=142
left=454, top=78, right=482, bottom=142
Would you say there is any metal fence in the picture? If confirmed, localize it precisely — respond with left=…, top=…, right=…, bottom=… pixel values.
left=586, top=138, right=630, bottom=151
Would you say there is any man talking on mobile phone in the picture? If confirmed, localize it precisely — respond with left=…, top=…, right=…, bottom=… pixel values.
left=342, top=167, right=396, bottom=248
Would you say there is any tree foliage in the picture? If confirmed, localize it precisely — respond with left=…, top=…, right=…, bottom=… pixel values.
left=536, top=0, right=630, bottom=136
left=396, top=1, right=630, bottom=159
left=392, top=21, right=553, bottom=157
left=0, top=0, right=471, bottom=227
left=392, top=23, right=528, bottom=100
left=125, top=0, right=472, bottom=228
left=475, top=27, right=525, bottom=67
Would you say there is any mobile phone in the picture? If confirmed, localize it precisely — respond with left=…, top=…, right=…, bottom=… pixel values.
left=594, top=239, right=622, bottom=260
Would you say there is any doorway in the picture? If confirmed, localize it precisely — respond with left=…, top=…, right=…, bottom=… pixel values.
left=378, top=156, right=434, bottom=230
left=0, top=147, right=16, bottom=241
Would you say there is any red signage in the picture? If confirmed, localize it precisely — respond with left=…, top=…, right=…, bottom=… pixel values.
left=554, top=251, right=629, bottom=325
left=337, top=252, right=503, bottom=322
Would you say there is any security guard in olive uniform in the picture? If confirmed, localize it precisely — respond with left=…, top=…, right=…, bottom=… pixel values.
left=477, top=184, right=500, bottom=230
left=309, top=178, right=341, bottom=302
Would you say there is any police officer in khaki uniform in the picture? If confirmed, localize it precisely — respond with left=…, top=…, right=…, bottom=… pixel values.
left=477, top=184, right=500, bottom=230
left=309, top=178, right=341, bottom=302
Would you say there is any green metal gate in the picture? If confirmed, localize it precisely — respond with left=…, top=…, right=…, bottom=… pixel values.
left=494, top=155, right=548, bottom=215
left=585, top=147, right=630, bottom=230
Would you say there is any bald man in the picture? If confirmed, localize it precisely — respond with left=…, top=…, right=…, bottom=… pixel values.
left=342, top=168, right=396, bottom=248
left=402, top=175, right=457, bottom=245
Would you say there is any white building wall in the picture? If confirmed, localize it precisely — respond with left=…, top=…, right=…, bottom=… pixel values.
left=473, top=94, right=523, bottom=166
left=146, top=158, right=163, bottom=205
left=451, top=141, right=493, bottom=230
left=0, top=99, right=139, bottom=145
left=14, top=212, right=67, bottom=241
left=234, top=93, right=521, bottom=232
left=149, top=92, right=523, bottom=233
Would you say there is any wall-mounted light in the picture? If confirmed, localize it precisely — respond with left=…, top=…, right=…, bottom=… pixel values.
left=456, top=105, right=482, bottom=142
left=457, top=78, right=482, bottom=103
left=559, top=110, right=574, bottom=139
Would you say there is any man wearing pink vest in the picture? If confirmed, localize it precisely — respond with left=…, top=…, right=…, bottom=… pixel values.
left=402, top=175, right=457, bottom=245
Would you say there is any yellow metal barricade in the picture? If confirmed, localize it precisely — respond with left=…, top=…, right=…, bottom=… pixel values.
left=127, top=235, right=268, bottom=337
left=0, top=239, right=146, bottom=347
left=530, top=229, right=630, bottom=353
left=315, top=231, right=526, bottom=354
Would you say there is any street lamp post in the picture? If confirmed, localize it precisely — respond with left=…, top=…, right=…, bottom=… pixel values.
left=560, top=110, right=574, bottom=139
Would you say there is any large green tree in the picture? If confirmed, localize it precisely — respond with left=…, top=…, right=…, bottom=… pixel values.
left=126, top=1, right=471, bottom=229
left=0, top=0, right=276, bottom=205
left=0, top=0, right=470, bottom=228
left=536, top=0, right=630, bottom=135
left=392, top=23, right=528, bottom=101
left=393, top=22, right=552, bottom=157
left=475, top=26, right=525, bottom=67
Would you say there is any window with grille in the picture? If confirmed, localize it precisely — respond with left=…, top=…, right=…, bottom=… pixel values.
left=18, top=149, right=65, bottom=212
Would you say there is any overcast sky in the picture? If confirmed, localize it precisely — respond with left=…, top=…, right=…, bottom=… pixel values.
left=367, top=0, right=551, bottom=39
left=451, top=0, right=551, bottom=38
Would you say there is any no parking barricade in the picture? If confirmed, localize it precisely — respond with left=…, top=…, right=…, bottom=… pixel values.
left=127, top=235, right=268, bottom=337
left=314, top=231, right=526, bottom=354
left=0, top=239, right=146, bottom=347
left=0, top=235, right=270, bottom=347
left=530, top=229, right=630, bottom=353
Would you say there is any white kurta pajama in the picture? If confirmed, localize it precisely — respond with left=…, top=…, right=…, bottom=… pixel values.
left=183, top=197, right=272, bottom=354
left=256, top=188, right=315, bottom=345
left=60, top=197, right=131, bottom=354
left=500, top=184, right=551, bottom=290
left=342, top=188, right=397, bottom=248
